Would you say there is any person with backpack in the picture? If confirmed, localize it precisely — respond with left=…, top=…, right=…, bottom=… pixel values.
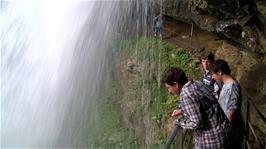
left=162, top=67, right=233, bottom=149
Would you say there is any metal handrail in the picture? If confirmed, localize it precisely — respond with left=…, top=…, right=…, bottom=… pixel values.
left=165, top=95, right=266, bottom=149
left=164, top=125, right=180, bottom=149
left=244, top=95, right=265, bottom=149
left=164, top=125, right=193, bottom=149
left=248, top=99, right=266, bottom=122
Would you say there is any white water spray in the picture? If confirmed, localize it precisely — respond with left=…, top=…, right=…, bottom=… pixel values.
left=1, top=1, right=123, bottom=147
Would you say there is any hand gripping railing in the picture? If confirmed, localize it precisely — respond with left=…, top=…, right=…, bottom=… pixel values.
left=164, top=93, right=266, bottom=149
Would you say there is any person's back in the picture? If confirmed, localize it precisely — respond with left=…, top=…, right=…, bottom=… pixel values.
left=177, top=80, right=232, bottom=148
left=155, top=18, right=162, bottom=29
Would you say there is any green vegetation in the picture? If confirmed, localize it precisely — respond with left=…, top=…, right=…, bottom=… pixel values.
left=86, top=37, right=201, bottom=148
left=119, top=37, right=200, bottom=107
left=114, top=37, right=201, bottom=148
left=87, top=84, right=140, bottom=148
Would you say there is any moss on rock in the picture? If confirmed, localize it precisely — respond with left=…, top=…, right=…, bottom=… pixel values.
left=112, top=37, right=201, bottom=148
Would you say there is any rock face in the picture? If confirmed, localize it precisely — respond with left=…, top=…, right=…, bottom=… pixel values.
left=160, top=0, right=266, bottom=147
left=110, top=1, right=265, bottom=148
left=162, top=0, right=266, bottom=54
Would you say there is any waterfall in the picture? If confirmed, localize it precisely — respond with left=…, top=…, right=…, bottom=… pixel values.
left=1, top=0, right=163, bottom=147
left=1, top=1, right=125, bottom=147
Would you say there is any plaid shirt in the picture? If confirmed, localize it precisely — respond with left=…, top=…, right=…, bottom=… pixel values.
left=176, top=80, right=232, bottom=149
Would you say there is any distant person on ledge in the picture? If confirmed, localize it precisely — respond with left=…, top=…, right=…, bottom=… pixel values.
left=162, top=67, right=233, bottom=149
left=153, top=14, right=163, bottom=37
left=211, top=59, right=245, bottom=149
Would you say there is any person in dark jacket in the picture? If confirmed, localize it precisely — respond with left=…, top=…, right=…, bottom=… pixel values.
left=200, top=50, right=222, bottom=99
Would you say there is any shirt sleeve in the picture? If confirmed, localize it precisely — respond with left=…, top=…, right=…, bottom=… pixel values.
left=227, top=83, right=241, bottom=112
left=176, top=90, right=202, bottom=129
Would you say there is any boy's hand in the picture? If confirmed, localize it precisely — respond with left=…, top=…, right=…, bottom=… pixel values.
left=171, top=109, right=182, bottom=117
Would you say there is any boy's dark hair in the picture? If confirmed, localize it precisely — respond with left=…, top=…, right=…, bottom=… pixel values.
left=162, top=67, right=188, bottom=86
left=201, top=50, right=215, bottom=62
left=211, top=59, right=231, bottom=75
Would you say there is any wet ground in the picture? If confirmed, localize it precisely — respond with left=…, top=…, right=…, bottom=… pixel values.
left=163, top=17, right=222, bottom=57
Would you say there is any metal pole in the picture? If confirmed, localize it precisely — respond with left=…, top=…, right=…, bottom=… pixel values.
left=164, top=125, right=180, bottom=149
left=244, top=99, right=250, bottom=149
left=190, top=23, right=194, bottom=37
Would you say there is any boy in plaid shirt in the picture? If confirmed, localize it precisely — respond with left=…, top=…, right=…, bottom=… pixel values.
left=163, top=67, right=233, bottom=149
